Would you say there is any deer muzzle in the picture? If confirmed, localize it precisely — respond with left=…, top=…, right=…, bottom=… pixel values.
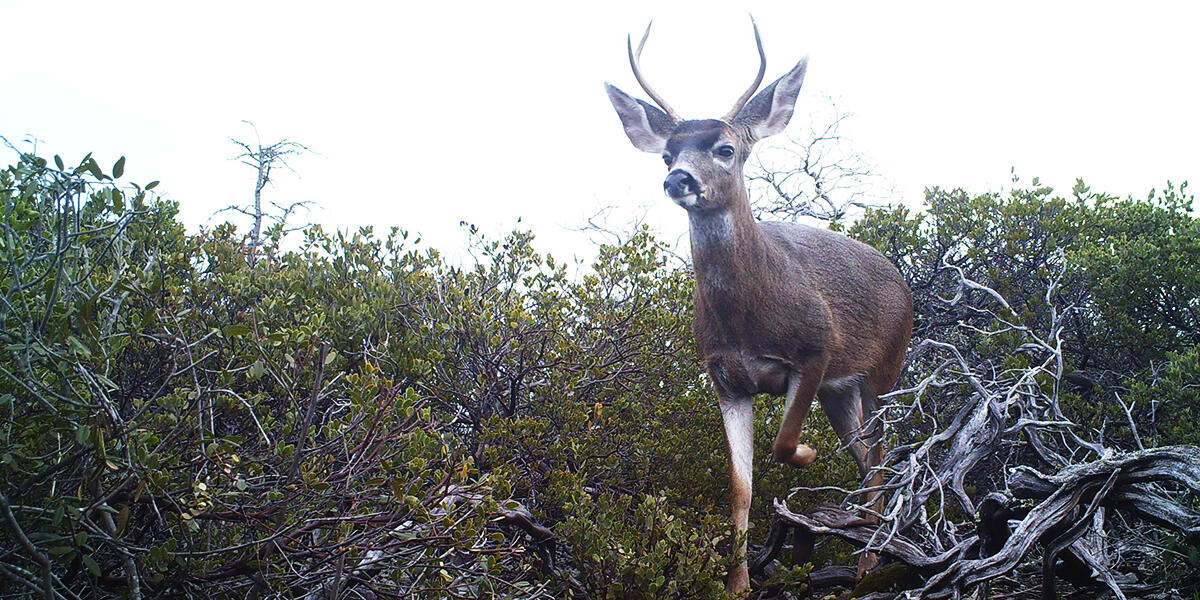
left=664, top=169, right=700, bottom=201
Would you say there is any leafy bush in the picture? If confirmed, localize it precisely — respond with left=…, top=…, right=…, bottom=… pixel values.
left=0, top=149, right=856, bottom=599
left=0, top=151, right=536, bottom=598
left=3, top=145, right=1194, bottom=599
left=558, top=494, right=730, bottom=599
left=848, top=180, right=1200, bottom=450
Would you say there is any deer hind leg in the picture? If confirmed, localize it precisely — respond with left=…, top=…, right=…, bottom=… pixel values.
left=817, top=375, right=870, bottom=473
left=858, top=383, right=886, bottom=501
left=858, top=382, right=886, bottom=573
left=771, top=364, right=825, bottom=467
left=818, top=376, right=884, bottom=575
left=719, top=395, right=754, bottom=594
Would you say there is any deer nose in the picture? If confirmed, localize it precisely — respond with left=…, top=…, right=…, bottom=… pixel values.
left=664, top=170, right=699, bottom=199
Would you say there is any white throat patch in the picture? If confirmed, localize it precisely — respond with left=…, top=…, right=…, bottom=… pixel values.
left=689, top=210, right=733, bottom=246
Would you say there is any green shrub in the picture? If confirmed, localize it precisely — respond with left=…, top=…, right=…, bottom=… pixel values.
left=5, top=144, right=1194, bottom=598
left=558, top=492, right=731, bottom=599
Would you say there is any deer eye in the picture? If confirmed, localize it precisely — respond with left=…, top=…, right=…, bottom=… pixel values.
left=715, top=145, right=735, bottom=159
left=662, top=153, right=673, bottom=166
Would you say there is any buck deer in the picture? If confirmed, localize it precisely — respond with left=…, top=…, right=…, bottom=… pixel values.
left=605, top=22, right=913, bottom=593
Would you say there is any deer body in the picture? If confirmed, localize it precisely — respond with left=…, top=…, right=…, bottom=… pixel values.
left=606, top=23, right=912, bottom=594
left=693, top=218, right=910, bottom=401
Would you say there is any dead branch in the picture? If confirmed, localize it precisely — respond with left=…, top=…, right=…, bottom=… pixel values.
left=218, top=121, right=312, bottom=260
left=757, top=251, right=1200, bottom=599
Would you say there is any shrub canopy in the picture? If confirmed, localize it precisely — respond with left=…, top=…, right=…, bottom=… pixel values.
left=1, top=150, right=1196, bottom=598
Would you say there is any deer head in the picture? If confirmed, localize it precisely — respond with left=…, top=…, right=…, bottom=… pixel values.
left=605, top=21, right=808, bottom=212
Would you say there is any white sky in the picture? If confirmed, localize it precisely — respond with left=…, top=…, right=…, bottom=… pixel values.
left=4, top=1, right=1198, bottom=265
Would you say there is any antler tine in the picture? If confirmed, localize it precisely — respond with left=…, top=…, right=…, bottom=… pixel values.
left=628, top=21, right=680, bottom=123
left=722, top=16, right=767, bottom=122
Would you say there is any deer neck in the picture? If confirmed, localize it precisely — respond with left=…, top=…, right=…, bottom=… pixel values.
left=688, top=188, right=767, bottom=293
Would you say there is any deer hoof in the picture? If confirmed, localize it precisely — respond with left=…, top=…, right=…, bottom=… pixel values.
left=790, top=444, right=817, bottom=466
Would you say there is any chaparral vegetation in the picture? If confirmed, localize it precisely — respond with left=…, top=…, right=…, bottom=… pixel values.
left=1, top=147, right=1197, bottom=599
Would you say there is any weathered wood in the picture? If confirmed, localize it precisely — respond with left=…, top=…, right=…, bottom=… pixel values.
left=749, top=517, right=792, bottom=578
left=774, top=443, right=1200, bottom=598
left=754, top=264, right=1200, bottom=599
left=774, top=501, right=969, bottom=571
left=808, top=565, right=857, bottom=588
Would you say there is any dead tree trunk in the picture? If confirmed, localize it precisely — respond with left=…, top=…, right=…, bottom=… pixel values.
left=221, top=121, right=311, bottom=262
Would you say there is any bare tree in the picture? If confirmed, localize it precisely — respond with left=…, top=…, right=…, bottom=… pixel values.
left=220, top=121, right=312, bottom=260
left=747, top=98, right=890, bottom=223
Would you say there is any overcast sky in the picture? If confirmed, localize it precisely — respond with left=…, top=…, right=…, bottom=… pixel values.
left=4, top=1, right=1198, bottom=264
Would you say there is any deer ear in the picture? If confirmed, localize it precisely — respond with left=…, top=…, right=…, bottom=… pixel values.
left=606, top=83, right=674, bottom=153
left=733, top=56, right=808, bottom=141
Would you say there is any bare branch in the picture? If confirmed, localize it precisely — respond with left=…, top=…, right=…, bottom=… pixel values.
left=217, top=121, right=314, bottom=261
left=747, top=97, right=890, bottom=223
left=756, top=248, right=1200, bottom=598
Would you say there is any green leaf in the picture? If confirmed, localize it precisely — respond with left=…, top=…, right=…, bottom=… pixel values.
left=84, top=158, right=104, bottom=180
left=67, top=335, right=91, bottom=358
left=112, top=156, right=126, bottom=179
left=145, top=180, right=159, bottom=190
left=82, top=554, right=101, bottom=577
left=222, top=324, right=251, bottom=338
left=54, top=155, right=64, bottom=170
left=75, top=425, right=92, bottom=447
left=94, top=374, right=118, bottom=391
left=324, top=350, right=338, bottom=366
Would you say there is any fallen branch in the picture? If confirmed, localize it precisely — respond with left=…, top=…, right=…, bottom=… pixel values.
left=758, top=256, right=1200, bottom=598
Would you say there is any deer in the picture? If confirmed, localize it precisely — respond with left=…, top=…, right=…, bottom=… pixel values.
left=605, top=21, right=913, bottom=593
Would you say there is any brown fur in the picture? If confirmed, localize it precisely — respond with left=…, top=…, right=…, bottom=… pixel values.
left=682, top=120, right=910, bottom=592
left=607, top=40, right=912, bottom=594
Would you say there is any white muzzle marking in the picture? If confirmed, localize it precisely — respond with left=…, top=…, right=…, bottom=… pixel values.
left=672, top=193, right=699, bottom=209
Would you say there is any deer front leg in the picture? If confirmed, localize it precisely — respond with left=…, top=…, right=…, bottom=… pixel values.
left=772, top=364, right=825, bottom=466
left=719, top=395, right=754, bottom=594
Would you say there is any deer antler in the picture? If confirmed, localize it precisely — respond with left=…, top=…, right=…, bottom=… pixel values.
left=628, top=21, right=681, bottom=123
left=722, top=17, right=767, bottom=122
